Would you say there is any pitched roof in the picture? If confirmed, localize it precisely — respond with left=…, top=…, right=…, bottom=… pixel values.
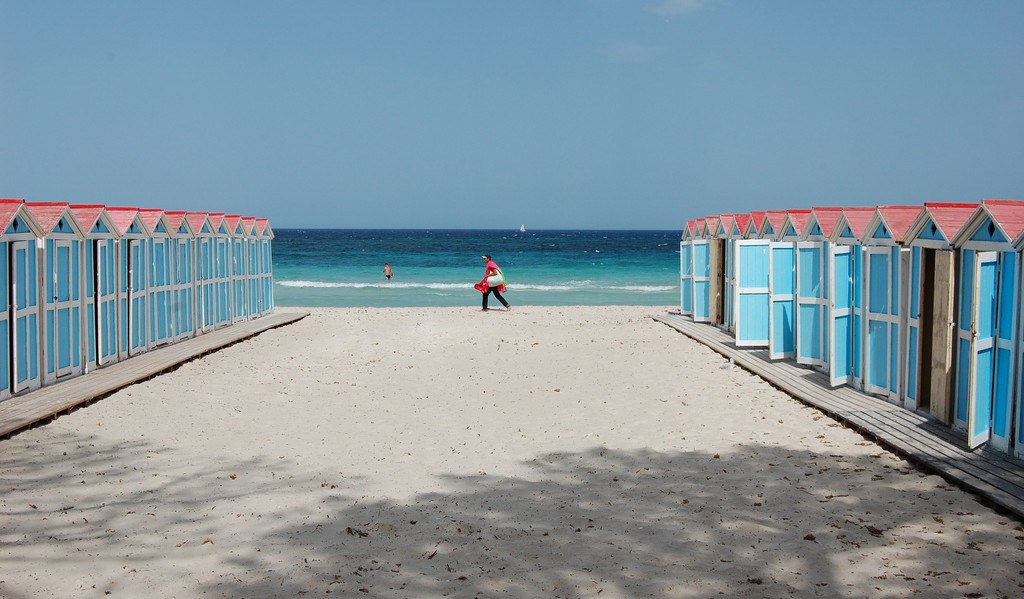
left=784, top=209, right=812, bottom=237
left=922, top=202, right=979, bottom=241
left=0, top=198, right=26, bottom=232
left=224, top=215, right=242, bottom=235
left=186, top=212, right=209, bottom=233
left=69, top=205, right=106, bottom=232
left=840, top=207, right=876, bottom=241
left=717, top=214, right=735, bottom=237
left=241, top=217, right=257, bottom=236
left=809, top=207, right=844, bottom=238
left=24, top=202, right=74, bottom=235
left=693, top=218, right=706, bottom=238
left=137, top=208, right=164, bottom=235
left=749, top=211, right=766, bottom=235
left=764, top=210, right=788, bottom=233
left=163, top=211, right=189, bottom=235
left=981, top=199, right=1024, bottom=242
left=733, top=213, right=751, bottom=235
left=207, top=212, right=226, bottom=232
left=704, top=215, right=721, bottom=237
left=256, top=218, right=269, bottom=236
left=105, top=207, right=142, bottom=236
left=874, top=205, right=923, bottom=243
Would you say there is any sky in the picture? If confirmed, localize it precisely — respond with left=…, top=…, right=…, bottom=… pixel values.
left=1, top=1, right=1022, bottom=230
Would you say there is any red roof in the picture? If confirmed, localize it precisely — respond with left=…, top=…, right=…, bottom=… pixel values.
left=718, top=214, right=735, bottom=236
left=693, top=218, right=706, bottom=237
left=256, top=218, right=269, bottom=236
left=840, top=207, right=876, bottom=240
left=241, top=217, right=257, bottom=235
left=224, top=215, right=242, bottom=234
left=138, top=208, right=164, bottom=234
left=105, top=207, right=142, bottom=236
left=875, top=205, right=923, bottom=243
left=922, top=202, right=979, bottom=241
left=24, top=202, right=71, bottom=235
left=981, top=199, right=1024, bottom=241
left=207, top=212, right=226, bottom=232
left=186, top=212, right=209, bottom=233
left=685, top=220, right=695, bottom=236
left=69, top=205, right=106, bottom=232
left=785, top=209, right=812, bottom=236
left=810, top=207, right=844, bottom=238
left=0, top=199, right=26, bottom=232
left=764, top=210, right=788, bottom=233
left=704, top=215, right=721, bottom=237
left=733, top=213, right=751, bottom=235
left=163, top=211, right=188, bottom=234
left=748, top=211, right=765, bottom=235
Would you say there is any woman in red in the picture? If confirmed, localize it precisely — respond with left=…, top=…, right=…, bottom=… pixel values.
left=478, top=254, right=511, bottom=311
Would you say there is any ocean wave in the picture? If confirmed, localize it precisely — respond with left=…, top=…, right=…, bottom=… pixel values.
left=278, top=280, right=673, bottom=293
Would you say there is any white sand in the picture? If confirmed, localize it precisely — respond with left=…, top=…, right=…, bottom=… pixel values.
left=1, top=306, right=1022, bottom=598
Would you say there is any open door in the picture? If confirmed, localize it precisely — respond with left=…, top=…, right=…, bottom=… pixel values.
left=829, top=245, right=854, bottom=387
left=679, top=242, right=693, bottom=317
left=990, top=252, right=1017, bottom=452
left=734, top=240, right=770, bottom=348
left=796, top=241, right=827, bottom=368
left=769, top=242, right=796, bottom=360
left=966, top=251, right=998, bottom=449
left=692, top=240, right=711, bottom=323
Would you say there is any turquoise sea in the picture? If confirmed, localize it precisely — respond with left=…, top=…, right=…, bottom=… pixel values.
left=272, top=229, right=680, bottom=307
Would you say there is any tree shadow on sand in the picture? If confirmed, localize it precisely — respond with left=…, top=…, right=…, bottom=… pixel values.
left=196, top=444, right=1013, bottom=599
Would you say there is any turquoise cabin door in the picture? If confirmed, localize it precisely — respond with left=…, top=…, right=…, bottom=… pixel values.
left=904, top=247, right=922, bottom=408
left=990, top=252, right=1017, bottom=452
left=733, top=240, right=770, bottom=348
left=864, top=246, right=899, bottom=399
left=769, top=242, right=796, bottom=360
left=692, top=240, right=711, bottom=323
left=796, top=241, right=827, bottom=368
left=0, top=243, right=9, bottom=397
left=96, top=240, right=118, bottom=365
left=83, top=241, right=97, bottom=368
left=149, top=237, right=173, bottom=346
left=129, top=240, right=148, bottom=355
left=965, top=252, right=998, bottom=449
left=723, top=240, right=734, bottom=332
left=829, top=245, right=854, bottom=387
left=215, top=237, right=232, bottom=326
left=199, top=237, right=216, bottom=331
left=175, top=238, right=194, bottom=340
left=12, top=240, right=40, bottom=393
left=45, top=239, right=81, bottom=380
left=679, top=242, right=693, bottom=316
left=231, top=238, right=247, bottom=323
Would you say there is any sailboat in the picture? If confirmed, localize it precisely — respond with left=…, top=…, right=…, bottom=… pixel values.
left=519, top=224, right=526, bottom=233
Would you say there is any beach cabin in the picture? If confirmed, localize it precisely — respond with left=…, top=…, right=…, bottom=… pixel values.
left=138, top=209, right=176, bottom=348
left=714, top=214, right=737, bottom=332
left=187, top=212, right=215, bottom=333
left=224, top=215, right=250, bottom=324
left=901, top=202, right=978, bottom=422
left=792, top=207, right=845, bottom=373
left=829, top=207, right=877, bottom=388
left=859, top=206, right=920, bottom=403
left=950, top=200, right=1024, bottom=452
left=679, top=220, right=695, bottom=318
left=760, top=210, right=809, bottom=361
left=24, top=202, right=87, bottom=386
left=107, top=207, right=151, bottom=357
left=732, top=215, right=771, bottom=349
left=164, top=211, right=198, bottom=342
left=0, top=199, right=45, bottom=399
left=254, top=218, right=274, bottom=316
left=241, top=217, right=261, bottom=318
left=205, top=213, right=234, bottom=329
left=70, top=205, right=121, bottom=371
left=690, top=218, right=711, bottom=323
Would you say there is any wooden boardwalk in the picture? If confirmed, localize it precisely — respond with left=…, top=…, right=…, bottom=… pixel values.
left=0, top=311, right=308, bottom=438
left=653, top=313, right=1024, bottom=521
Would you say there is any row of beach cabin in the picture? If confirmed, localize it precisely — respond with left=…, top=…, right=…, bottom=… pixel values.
left=0, top=199, right=274, bottom=401
left=679, top=200, right=1024, bottom=459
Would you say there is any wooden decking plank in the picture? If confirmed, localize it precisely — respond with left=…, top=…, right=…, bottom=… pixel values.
left=653, top=314, right=1024, bottom=520
left=0, top=311, right=308, bottom=437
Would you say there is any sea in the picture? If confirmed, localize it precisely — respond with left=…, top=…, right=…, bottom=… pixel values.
left=272, top=229, right=681, bottom=307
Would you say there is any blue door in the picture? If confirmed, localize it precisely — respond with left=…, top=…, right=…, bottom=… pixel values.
left=723, top=240, right=734, bottom=332
left=45, top=239, right=81, bottom=380
left=96, top=239, right=118, bottom=365
left=796, top=241, right=828, bottom=368
left=769, top=242, right=796, bottom=360
left=12, top=240, right=40, bottom=393
left=905, top=246, right=922, bottom=408
left=130, top=240, right=148, bottom=355
left=966, top=252, right=998, bottom=449
left=0, top=243, right=9, bottom=397
left=679, top=242, right=693, bottom=316
left=149, top=237, right=173, bottom=346
left=829, top=245, right=854, bottom=387
left=692, top=240, right=711, bottom=323
left=175, top=238, right=194, bottom=340
left=990, top=252, right=1017, bottom=451
left=734, top=240, right=770, bottom=347
left=864, top=246, right=899, bottom=399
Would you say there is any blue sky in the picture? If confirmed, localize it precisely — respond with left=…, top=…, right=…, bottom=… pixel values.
left=1, top=1, right=1021, bottom=229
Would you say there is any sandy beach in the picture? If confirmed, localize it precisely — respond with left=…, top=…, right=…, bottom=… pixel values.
left=1, top=305, right=1022, bottom=598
